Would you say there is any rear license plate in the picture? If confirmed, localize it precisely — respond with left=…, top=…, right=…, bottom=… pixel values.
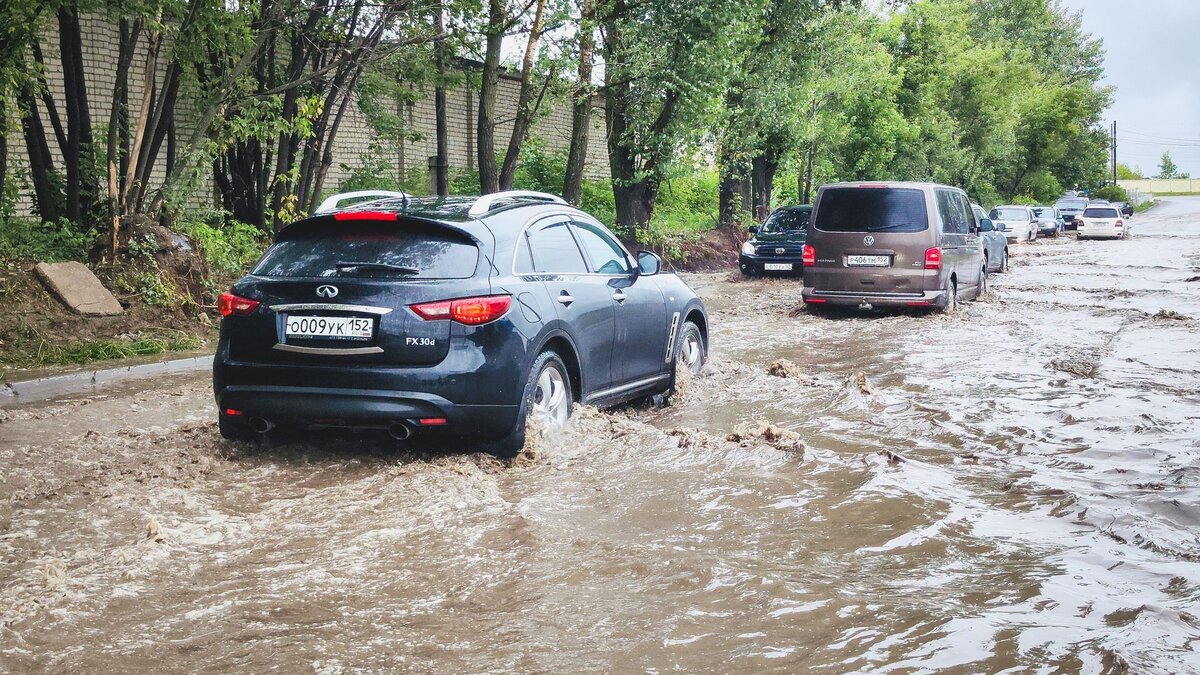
left=764, top=263, right=793, bottom=271
left=846, top=255, right=889, bottom=267
left=285, top=315, right=373, bottom=340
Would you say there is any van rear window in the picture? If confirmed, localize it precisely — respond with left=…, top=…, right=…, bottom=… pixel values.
left=814, top=188, right=928, bottom=233
left=254, top=221, right=478, bottom=279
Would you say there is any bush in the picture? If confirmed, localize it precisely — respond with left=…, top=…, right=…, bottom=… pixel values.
left=175, top=218, right=269, bottom=276
left=1091, top=184, right=1129, bottom=203
left=0, top=217, right=93, bottom=262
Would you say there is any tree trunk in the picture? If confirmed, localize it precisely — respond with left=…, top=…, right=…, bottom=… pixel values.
left=476, top=0, right=504, bottom=194
left=58, top=4, right=96, bottom=227
left=801, top=140, right=816, bottom=204
left=562, top=0, right=595, bottom=205
left=106, top=18, right=141, bottom=261
left=17, top=80, right=62, bottom=223
left=498, top=0, right=548, bottom=190
left=432, top=2, right=449, bottom=196
left=751, top=154, right=777, bottom=221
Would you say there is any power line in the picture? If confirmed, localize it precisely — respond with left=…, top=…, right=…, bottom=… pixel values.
left=1121, top=129, right=1200, bottom=144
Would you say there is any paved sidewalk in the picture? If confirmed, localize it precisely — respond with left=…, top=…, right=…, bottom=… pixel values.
left=1, top=353, right=213, bottom=407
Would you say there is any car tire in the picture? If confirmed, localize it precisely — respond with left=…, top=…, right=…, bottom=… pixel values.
left=940, top=277, right=958, bottom=313
left=488, top=350, right=573, bottom=459
left=741, top=266, right=755, bottom=277
left=664, top=320, right=706, bottom=397
left=976, top=265, right=988, bottom=300
left=218, top=413, right=258, bottom=442
left=1000, top=249, right=1008, bottom=273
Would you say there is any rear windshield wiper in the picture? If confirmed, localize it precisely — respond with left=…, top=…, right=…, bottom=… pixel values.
left=334, top=261, right=420, bottom=275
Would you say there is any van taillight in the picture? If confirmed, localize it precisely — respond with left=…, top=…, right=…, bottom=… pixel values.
left=217, top=292, right=259, bottom=317
left=411, top=295, right=512, bottom=325
left=802, top=245, right=816, bottom=267
left=924, top=247, right=942, bottom=270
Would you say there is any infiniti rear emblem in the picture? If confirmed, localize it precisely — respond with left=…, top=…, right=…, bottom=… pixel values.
left=316, top=285, right=339, bottom=298
left=863, top=235, right=875, bottom=246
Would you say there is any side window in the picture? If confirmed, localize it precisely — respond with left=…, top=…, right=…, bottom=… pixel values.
left=526, top=219, right=588, bottom=274
left=955, top=193, right=974, bottom=233
left=514, top=234, right=535, bottom=274
left=936, top=190, right=959, bottom=234
left=571, top=220, right=631, bottom=275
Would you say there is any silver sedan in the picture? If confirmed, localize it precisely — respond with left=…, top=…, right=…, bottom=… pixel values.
left=973, top=203, right=1008, bottom=273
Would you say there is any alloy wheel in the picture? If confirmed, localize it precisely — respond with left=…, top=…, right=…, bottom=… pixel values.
left=531, top=364, right=570, bottom=430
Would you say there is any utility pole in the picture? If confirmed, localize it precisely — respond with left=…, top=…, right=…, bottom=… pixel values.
left=1111, top=120, right=1118, bottom=185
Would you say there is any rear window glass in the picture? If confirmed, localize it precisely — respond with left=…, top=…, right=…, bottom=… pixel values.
left=253, top=222, right=478, bottom=279
left=1056, top=199, right=1088, bottom=209
left=814, top=188, right=928, bottom=233
left=990, top=207, right=1030, bottom=221
left=760, top=208, right=810, bottom=233
left=1083, top=207, right=1120, bottom=218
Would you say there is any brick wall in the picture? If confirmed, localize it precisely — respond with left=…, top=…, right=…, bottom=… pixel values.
left=4, top=14, right=610, bottom=219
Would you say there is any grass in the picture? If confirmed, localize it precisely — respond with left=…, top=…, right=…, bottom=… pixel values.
left=0, top=329, right=204, bottom=371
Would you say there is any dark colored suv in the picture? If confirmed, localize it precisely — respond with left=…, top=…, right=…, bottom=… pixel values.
left=738, top=205, right=811, bottom=275
left=801, top=182, right=987, bottom=311
left=213, top=191, right=709, bottom=456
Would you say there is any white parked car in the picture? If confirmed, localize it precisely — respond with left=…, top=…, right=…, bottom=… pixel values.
left=1078, top=206, right=1128, bottom=240
left=989, top=205, right=1037, bottom=243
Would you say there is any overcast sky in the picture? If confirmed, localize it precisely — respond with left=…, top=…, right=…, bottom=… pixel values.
left=1059, top=0, right=1200, bottom=176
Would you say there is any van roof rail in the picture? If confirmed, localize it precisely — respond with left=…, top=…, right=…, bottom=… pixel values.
left=468, top=190, right=568, bottom=216
left=315, top=190, right=410, bottom=214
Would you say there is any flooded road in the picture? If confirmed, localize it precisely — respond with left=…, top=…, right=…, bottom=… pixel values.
left=3, top=198, right=1200, bottom=672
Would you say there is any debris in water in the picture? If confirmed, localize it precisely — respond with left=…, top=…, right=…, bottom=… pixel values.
left=145, top=516, right=165, bottom=543
left=846, top=371, right=874, bottom=395
left=1049, top=356, right=1099, bottom=378
left=43, top=561, right=66, bottom=590
left=727, top=420, right=804, bottom=454
left=1152, top=309, right=1189, bottom=321
left=767, top=359, right=798, bottom=378
left=880, top=449, right=905, bottom=464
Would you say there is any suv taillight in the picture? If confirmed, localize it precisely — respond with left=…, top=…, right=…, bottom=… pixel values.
left=218, top=292, right=259, bottom=317
left=411, top=295, right=512, bottom=325
left=802, top=245, right=816, bottom=267
left=1115, top=219, right=1124, bottom=227
left=924, top=247, right=942, bottom=270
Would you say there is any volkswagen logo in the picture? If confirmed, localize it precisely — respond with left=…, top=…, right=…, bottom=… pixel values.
left=776, top=248, right=786, bottom=254
left=316, top=285, right=339, bottom=299
left=863, top=235, right=875, bottom=246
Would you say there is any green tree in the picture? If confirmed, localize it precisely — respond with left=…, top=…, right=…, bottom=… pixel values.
left=1157, top=151, right=1188, bottom=179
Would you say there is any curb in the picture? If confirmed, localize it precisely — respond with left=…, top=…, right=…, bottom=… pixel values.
left=0, top=355, right=213, bottom=407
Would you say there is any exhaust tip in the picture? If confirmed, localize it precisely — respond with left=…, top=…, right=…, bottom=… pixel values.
left=388, top=422, right=412, bottom=441
left=248, top=417, right=274, bottom=434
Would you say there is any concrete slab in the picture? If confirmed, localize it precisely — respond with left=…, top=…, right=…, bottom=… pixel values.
left=2, top=354, right=213, bottom=407
left=34, top=261, right=124, bottom=316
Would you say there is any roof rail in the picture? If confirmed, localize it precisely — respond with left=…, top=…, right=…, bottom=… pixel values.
left=468, top=190, right=568, bottom=217
left=315, top=190, right=410, bottom=214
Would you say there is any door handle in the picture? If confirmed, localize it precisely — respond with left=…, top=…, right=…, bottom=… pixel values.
left=556, top=292, right=575, bottom=306
left=612, top=290, right=627, bottom=303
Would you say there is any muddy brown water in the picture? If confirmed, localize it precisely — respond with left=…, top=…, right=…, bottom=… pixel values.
left=3, top=198, right=1200, bottom=672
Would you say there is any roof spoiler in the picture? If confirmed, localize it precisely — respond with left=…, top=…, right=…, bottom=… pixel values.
left=314, top=190, right=410, bottom=214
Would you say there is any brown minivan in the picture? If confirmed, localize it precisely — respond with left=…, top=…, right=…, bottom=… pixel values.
left=800, top=182, right=987, bottom=311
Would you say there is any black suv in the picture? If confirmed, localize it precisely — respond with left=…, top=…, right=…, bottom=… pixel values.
left=739, top=205, right=811, bottom=275
left=213, top=191, right=708, bottom=456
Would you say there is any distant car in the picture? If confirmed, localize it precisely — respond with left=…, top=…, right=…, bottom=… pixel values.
left=973, top=203, right=1008, bottom=273
left=1054, top=196, right=1089, bottom=230
left=213, top=190, right=709, bottom=456
left=990, top=205, right=1037, bottom=243
left=1112, top=201, right=1134, bottom=217
left=1031, top=206, right=1064, bottom=237
left=739, top=205, right=811, bottom=276
left=1077, top=205, right=1128, bottom=240
left=801, top=182, right=987, bottom=311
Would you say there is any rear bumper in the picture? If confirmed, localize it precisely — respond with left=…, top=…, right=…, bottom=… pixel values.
left=216, top=383, right=519, bottom=438
left=801, top=287, right=947, bottom=309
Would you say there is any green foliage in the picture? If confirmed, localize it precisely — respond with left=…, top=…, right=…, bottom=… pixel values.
left=1157, top=152, right=1189, bottom=179
left=0, top=328, right=203, bottom=369
left=0, top=218, right=93, bottom=262
left=174, top=217, right=269, bottom=276
left=136, top=271, right=183, bottom=308
left=1091, top=184, right=1129, bottom=202
left=1116, top=163, right=1143, bottom=180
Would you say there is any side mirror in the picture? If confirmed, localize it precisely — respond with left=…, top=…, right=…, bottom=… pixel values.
left=979, top=218, right=994, bottom=232
left=995, top=222, right=1006, bottom=231
left=748, top=225, right=758, bottom=235
left=637, top=250, right=661, bottom=276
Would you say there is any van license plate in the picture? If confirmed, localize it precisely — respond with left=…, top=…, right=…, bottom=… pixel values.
left=285, top=315, right=373, bottom=340
left=764, top=263, right=793, bottom=271
left=847, top=255, right=889, bottom=267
